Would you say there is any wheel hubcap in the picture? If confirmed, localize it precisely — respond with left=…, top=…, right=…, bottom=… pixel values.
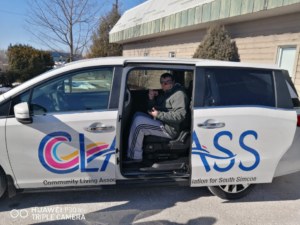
left=219, top=184, right=250, bottom=194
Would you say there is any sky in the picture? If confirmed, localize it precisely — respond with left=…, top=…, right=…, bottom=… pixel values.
left=0, top=0, right=147, bottom=51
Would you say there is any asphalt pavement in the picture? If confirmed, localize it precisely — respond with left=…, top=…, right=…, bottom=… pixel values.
left=0, top=171, right=299, bottom=225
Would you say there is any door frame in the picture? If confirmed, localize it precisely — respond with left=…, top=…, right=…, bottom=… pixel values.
left=116, top=63, right=196, bottom=178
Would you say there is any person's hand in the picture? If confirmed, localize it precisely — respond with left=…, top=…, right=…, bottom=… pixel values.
left=148, top=107, right=158, bottom=118
left=148, top=89, right=158, bottom=100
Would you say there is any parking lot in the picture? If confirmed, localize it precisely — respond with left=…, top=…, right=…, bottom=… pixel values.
left=0, top=171, right=299, bottom=225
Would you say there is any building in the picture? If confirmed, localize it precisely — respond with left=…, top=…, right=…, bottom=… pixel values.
left=110, top=0, right=300, bottom=92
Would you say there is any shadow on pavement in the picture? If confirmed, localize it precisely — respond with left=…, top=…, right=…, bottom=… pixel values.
left=0, top=185, right=212, bottom=224
left=0, top=172, right=299, bottom=224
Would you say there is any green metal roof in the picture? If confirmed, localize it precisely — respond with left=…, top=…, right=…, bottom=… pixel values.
left=109, top=0, right=300, bottom=43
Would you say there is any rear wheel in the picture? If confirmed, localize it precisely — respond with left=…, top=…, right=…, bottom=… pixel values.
left=0, top=168, right=7, bottom=199
left=208, top=184, right=255, bottom=200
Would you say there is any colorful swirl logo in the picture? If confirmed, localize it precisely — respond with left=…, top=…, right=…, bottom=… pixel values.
left=38, top=132, right=115, bottom=174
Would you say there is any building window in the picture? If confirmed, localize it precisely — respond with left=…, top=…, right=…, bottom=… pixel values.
left=277, top=46, right=297, bottom=79
left=169, top=51, right=176, bottom=58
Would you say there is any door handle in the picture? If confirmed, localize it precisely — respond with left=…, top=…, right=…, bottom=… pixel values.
left=198, top=119, right=225, bottom=129
left=84, top=122, right=115, bottom=133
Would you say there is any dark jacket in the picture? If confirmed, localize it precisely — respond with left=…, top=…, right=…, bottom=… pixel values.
left=148, top=84, right=189, bottom=138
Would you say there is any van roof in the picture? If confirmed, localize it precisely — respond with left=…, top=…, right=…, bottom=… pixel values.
left=1, top=57, right=280, bottom=100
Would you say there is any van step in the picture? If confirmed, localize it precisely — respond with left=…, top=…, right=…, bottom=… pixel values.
left=140, top=162, right=186, bottom=172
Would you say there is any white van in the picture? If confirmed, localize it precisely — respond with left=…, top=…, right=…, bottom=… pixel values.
left=0, top=57, right=299, bottom=200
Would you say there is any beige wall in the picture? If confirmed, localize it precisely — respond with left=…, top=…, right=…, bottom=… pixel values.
left=123, top=12, right=300, bottom=93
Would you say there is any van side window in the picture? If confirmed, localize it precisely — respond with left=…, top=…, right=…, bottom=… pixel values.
left=127, top=70, right=169, bottom=90
left=286, top=80, right=300, bottom=107
left=30, top=68, right=114, bottom=114
left=204, top=68, right=275, bottom=107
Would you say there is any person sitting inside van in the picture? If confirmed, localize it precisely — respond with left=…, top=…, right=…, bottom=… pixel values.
left=127, top=73, right=189, bottom=163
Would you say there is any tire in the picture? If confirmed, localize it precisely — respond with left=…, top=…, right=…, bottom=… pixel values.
left=0, top=168, right=7, bottom=199
left=208, top=184, right=255, bottom=200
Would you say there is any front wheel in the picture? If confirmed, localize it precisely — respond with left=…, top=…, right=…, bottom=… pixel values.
left=208, top=184, right=255, bottom=200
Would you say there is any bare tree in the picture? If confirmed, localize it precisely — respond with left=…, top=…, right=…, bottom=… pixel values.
left=26, top=0, right=104, bottom=61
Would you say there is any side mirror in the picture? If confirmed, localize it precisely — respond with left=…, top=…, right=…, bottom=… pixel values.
left=14, top=102, right=32, bottom=124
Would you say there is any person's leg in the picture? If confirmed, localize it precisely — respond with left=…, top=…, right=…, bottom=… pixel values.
left=132, top=111, right=152, bottom=120
left=127, top=114, right=171, bottom=160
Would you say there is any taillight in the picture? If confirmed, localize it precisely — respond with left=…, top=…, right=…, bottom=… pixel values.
left=298, top=115, right=300, bottom=127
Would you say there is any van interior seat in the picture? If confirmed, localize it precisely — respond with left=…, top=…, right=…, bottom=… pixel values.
left=143, top=129, right=190, bottom=160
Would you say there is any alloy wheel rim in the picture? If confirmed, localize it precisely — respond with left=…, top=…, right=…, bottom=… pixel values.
left=219, top=184, right=250, bottom=194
